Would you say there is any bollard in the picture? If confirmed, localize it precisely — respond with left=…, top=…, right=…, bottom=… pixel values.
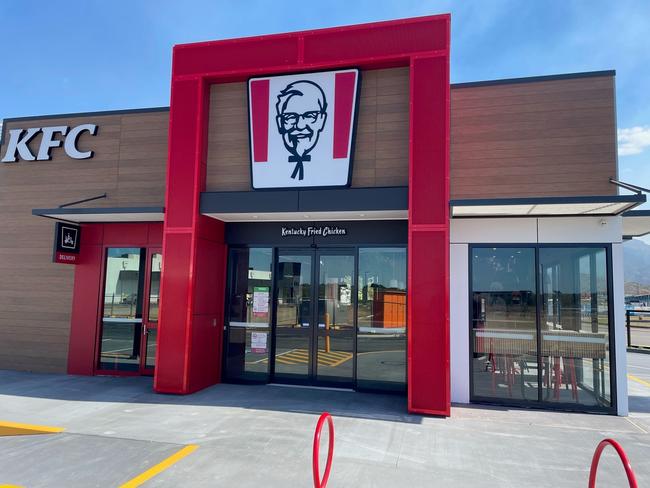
left=588, top=438, right=638, bottom=488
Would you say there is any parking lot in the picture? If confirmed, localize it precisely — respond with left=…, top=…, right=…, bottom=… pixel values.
left=1, top=353, right=650, bottom=487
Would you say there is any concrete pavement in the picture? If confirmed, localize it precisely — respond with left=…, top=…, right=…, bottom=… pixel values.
left=1, top=354, right=649, bottom=487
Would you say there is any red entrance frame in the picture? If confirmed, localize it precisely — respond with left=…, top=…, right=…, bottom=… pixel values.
left=67, top=223, right=163, bottom=376
left=157, top=15, right=451, bottom=415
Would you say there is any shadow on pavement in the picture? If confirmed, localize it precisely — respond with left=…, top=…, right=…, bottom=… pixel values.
left=0, top=370, right=422, bottom=424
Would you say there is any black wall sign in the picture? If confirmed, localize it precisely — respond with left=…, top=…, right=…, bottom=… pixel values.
left=53, top=222, right=81, bottom=264
left=225, top=220, right=407, bottom=246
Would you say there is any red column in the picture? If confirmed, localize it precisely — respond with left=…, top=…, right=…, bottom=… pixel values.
left=407, top=54, right=450, bottom=415
left=67, top=223, right=104, bottom=375
left=155, top=76, right=227, bottom=394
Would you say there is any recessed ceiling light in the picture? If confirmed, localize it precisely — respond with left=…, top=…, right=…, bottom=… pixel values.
left=359, top=213, right=366, bottom=217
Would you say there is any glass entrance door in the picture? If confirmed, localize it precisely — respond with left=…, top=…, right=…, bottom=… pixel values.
left=272, top=249, right=355, bottom=387
left=97, top=247, right=161, bottom=375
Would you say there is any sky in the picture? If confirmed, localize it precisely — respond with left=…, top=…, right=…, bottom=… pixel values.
left=1, top=1, right=649, bottom=198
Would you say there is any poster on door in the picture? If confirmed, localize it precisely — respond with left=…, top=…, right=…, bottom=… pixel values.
left=252, top=286, right=269, bottom=317
left=251, top=332, right=268, bottom=354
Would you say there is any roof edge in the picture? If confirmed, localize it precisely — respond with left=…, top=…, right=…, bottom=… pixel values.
left=451, top=70, right=616, bottom=90
left=2, top=106, right=169, bottom=125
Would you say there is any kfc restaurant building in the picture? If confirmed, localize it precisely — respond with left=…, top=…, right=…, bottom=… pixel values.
left=1, top=15, right=645, bottom=416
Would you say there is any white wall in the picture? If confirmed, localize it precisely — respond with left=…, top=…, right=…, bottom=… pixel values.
left=448, top=216, right=626, bottom=415
left=450, top=243, right=470, bottom=404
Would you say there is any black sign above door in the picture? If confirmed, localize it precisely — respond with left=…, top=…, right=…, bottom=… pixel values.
left=281, top=225, right=347, bottom=238
left=226, top=220, right=407, bottom=246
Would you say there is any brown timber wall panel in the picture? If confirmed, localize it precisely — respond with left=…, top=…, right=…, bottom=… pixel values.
left=205, top=67, right=411, bottom=191
left=450, top=75, right=617, bottom=199
left=0, top=111, right=168, bottom=372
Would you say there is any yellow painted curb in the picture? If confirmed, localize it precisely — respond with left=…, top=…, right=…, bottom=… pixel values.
left=0, top=420, right=64, bottom=437
left=120, top=444, right=198, bottom=488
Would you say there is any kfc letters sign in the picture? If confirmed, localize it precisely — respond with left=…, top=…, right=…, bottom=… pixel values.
left=2, top=124, right=97, bottom=163
left=248, top=69, right=359, bottom=189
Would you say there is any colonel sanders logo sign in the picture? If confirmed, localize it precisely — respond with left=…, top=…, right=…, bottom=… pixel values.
left=248, top=69, right=359, bottom=189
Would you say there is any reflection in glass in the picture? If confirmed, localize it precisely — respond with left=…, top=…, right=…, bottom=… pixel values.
left=471, top=248, right=538, bottom=402
left=145, top=329, right=157, bottom=370
left=148, top=253, right=162, bottom=322
left=357, top=248, right=407, bottom=392
left=274, top=254, right=312, bottom=382
left=316, top=254, right=354, bottom=386
left=225, top=248, right=273, bottom=381
left=539, top=248, right=611, bottom=407
left=99, top=248, right=145, bottom=371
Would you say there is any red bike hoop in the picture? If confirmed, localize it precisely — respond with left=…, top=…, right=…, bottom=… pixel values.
left=588, top=438, right=638, bottom=488
left=313, top=412, right=335, bottom=488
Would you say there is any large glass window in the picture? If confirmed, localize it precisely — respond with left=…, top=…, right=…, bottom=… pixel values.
left=225, top=248, right=273, bottom=382
left=539, top=248, right=611, bottom=407
left=357, top=248, right=407, bottom=392
left=471, top=248, right=538, bottom=402
left=98, top=248, right=146, bottom=371
left=470, top=245, right=613, bottom=411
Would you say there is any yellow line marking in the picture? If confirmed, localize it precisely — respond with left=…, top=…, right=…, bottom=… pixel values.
left=119, top=444, right=198, bottom=488
left=0, top=420, right=64, bottom=437
left=626, top=416, right=649, bottom=434
left=628, top=374, right=650, bottom=389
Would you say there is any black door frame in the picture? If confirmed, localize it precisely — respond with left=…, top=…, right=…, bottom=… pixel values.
left=271, top=247, right=356, bottom=388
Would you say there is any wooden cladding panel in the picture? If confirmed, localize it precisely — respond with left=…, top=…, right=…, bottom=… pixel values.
left=205, top=71, right=617, bottom=197
left=0, top=110, right=168, bottom=373
left=451, top=76, right=617, bottom=199
left=205, top=68, right=411, bottom=191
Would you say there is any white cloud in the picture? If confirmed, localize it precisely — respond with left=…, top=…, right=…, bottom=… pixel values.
left=618, top=126, right=650, bottom=156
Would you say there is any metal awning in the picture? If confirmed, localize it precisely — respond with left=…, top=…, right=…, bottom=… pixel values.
left=623, top=210, right=650, bottom=238
left=201, top=186, right=408, bottom=222
left=32, top=206, right=165, bottom=223
left=450, top=194, right=645, bottom=218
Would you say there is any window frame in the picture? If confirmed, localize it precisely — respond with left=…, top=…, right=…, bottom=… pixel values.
left=468, top=243, right=617, bottom=414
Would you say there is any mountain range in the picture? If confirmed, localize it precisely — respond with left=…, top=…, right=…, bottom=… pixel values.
left=624, top=238, right=650, bottom=295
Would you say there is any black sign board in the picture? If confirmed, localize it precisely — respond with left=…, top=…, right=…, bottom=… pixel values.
left=280, top=225, right=347, bottom=238
left=53, top=222, right=81, bottom=264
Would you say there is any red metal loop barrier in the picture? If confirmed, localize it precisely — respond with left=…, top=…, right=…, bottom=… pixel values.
left=588, top=438, right=638, bottom=488
left=312, top=412, right=335, bottom=488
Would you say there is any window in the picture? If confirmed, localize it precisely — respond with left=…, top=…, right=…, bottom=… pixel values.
left=357, top=247, right=407, bottom=392
left=470, top=245, right=613, bottom=411
left=471, top=248, right=538, bottom=402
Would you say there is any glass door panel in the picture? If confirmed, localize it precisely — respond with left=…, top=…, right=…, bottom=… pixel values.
left=98, top=248, right=146, bottom=372
left=142, top=249, right=162, bottom=373
left=224, top=248, right=273, bottom=382
left=274, top=253, right=313, bottom=383
left=316, top=253, right=355, bottom=387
